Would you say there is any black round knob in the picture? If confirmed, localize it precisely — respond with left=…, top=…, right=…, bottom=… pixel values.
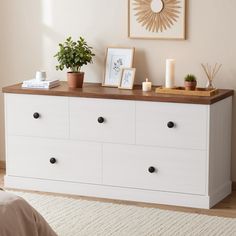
left=167, top=121, right=175, bottom=128
left=148, top=166, right=156, bottom=173
left=50, top=158, right=57, bottom=164
left=98, top=117, right=105, bottom=123
left=33, top=112, right=40, bottom=119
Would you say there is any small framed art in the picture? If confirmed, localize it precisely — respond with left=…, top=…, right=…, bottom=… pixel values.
left=119, top=68, right=136, bottom=90
left=128, top=0, right=186, bottom=40
left=103, top=47, right=135, bottom=87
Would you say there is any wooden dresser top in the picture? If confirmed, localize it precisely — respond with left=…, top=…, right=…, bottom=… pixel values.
left=2, top=82, right=234, bottom=105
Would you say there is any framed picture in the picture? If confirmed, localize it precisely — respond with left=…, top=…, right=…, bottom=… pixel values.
left=128, top=0, right=186, bottom=40
left=103, top=47, right=135, bottom=87
left=119, top=68, right=136, bottom=90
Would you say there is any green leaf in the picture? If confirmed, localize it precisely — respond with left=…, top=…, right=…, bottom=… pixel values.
left=54, top=36, right=95, bottom=72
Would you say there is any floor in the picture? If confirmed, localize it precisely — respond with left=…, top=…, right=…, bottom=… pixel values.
left=1, top=169, right=236, bottom=218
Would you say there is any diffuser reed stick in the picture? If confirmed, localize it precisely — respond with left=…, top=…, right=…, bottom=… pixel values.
left=201, top=63, right=222, bottom=89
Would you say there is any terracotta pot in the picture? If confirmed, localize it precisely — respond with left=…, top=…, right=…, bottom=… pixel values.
left=67, top=72, right=84, bottom=88
left=184, top=81, right=197, bottom=91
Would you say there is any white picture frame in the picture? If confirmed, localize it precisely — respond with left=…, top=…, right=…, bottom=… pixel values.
left=103, top=47, right=135, bottom=87
left=119, top=68, right=136, bottom=90
left=128, top=0, right=186, bottom=40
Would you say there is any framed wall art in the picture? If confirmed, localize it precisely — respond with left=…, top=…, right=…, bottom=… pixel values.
left=103, top=47, right=135, bottom=87
left=128, top=0, right=186, bottom=40
left=119, top=68, right=136, bottom=90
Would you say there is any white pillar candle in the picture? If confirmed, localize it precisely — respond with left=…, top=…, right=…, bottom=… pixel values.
left=165, top=59, right=175, bottom=88
left=142, top=78, right=152, bottom=92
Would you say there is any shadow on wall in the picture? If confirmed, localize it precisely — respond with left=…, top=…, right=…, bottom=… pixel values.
left=83, top=39, right=107, bottom=83
left=1, top=0, right=44, bottom=85
left=231, top=96, right=236, bottom=180
left=0, top=0, right=44, bottom=161
left=133, top=50, right=150, bottom=85
left=217, top=68, right=236, bottom=181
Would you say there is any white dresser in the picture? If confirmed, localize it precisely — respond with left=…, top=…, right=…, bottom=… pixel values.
left=2, top=82, right=233, bottom=209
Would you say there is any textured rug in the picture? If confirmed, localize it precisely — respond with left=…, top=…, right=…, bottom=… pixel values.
left=8, top=191, right=236, bottom=236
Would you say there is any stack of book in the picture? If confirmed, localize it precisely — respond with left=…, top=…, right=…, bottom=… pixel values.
left=22, top=79, right=60, bottom=89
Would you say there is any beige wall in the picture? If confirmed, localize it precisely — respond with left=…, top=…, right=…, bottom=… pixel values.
left=0, top=4, right=6, bottom=164
left=0, top=0, right=236, bottom=179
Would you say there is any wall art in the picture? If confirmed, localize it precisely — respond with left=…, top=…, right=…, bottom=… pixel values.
left=128, top=0, right=186, bottom=40
left=103, top=47, right=135, bottom=87
left=119, top=68, right=136, bottom=90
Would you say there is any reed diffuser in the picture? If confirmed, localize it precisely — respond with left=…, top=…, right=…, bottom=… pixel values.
left=201, top=63, right=222, bottom=90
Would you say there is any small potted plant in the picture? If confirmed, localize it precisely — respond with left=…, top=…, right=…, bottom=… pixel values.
left=54, top=37, right=95, bottom=88
left=184, top=74, right=197, bottom=91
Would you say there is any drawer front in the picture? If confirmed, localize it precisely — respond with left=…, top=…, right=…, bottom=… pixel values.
left=7, top=136, right=102, bottom=184
left=5, top=94, right=69, bottom=139
left=103, top=144, right=206, bottom=195
left=70, top=98, right=135, bottom=144
left=136, top=101, right=208, bottom=149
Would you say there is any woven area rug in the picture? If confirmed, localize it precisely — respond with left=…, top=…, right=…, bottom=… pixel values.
left=8, top=191, right=236, bottom=236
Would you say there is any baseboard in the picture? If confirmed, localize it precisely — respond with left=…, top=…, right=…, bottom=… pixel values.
left=232, top=182, right=236, bottom=191
left=0, top=161, right=5, bottom=170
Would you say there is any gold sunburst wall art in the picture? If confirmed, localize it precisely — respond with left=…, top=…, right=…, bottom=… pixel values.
left=128, top=0, right=186, bottom=39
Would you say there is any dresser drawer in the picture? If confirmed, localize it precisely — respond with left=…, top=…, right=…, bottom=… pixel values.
left=136, top=102, right=208, bottom=149
left=5, top=94, right=69, bottom=139
left=69, top=98, right=135, bottom=144
left=7, top=136, right=102, bottom=184
left=103, top=144, right=206, bottom=195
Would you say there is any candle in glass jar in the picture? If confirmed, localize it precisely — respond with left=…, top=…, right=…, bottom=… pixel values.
left=142, top=78, right=152, bottom=92
left=165, top=59, right=175, bottom=88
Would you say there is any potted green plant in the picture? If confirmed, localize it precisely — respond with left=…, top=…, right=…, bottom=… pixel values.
left=184, top=74, right=197, bottom=91
left=54, top=36, right=95, bottom=88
